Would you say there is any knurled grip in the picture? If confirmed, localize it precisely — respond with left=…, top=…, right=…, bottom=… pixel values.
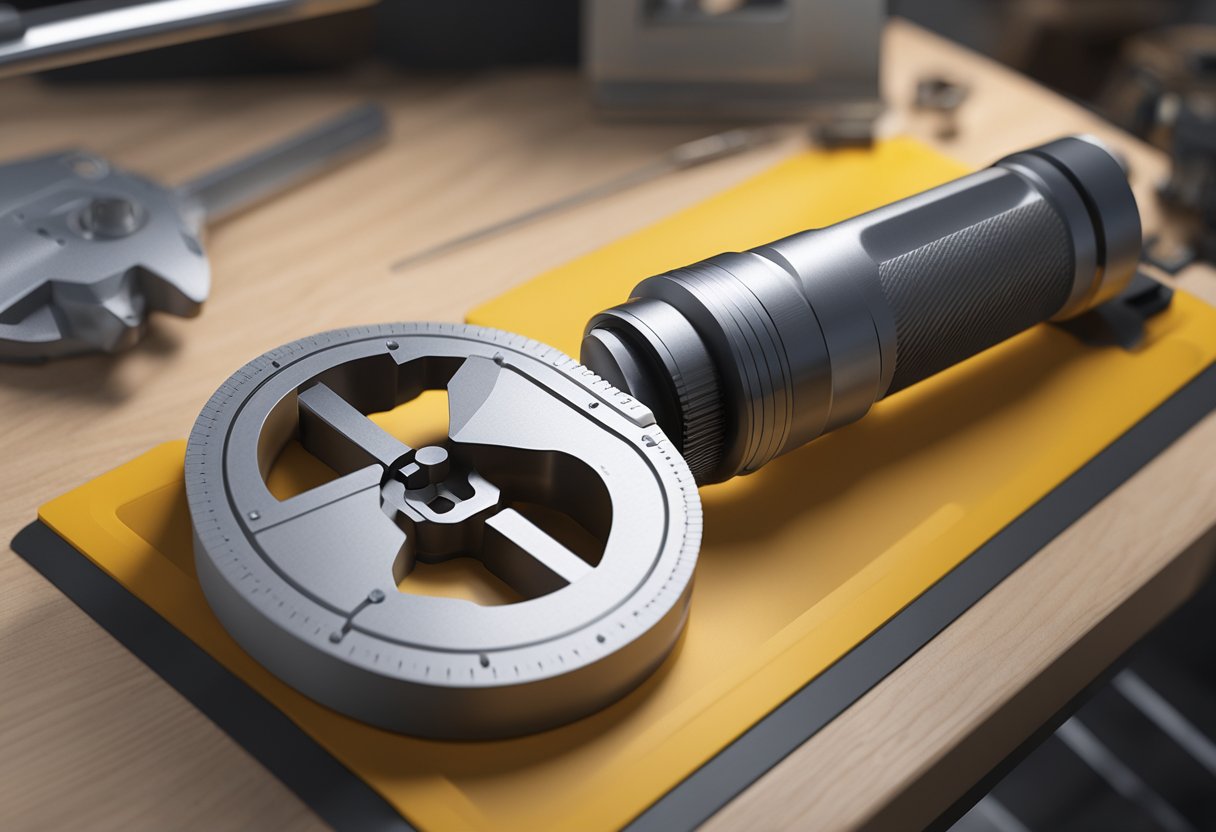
left=877, top=190, right=1075, bottom=394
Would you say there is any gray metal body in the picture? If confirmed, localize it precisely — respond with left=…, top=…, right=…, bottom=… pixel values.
left=185, top=324, right=700, bottom=739
left=0, top=103, right=386, bottom=361
left=584, top=136, right=1143, bottom=482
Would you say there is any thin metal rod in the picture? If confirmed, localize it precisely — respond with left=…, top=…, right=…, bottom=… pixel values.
left=0, top=0, right=375, bottom=79
left=1113, top=670, right=1216, bottom=777
left=1056, top=717, right=1197, bottom=832
left=389, top=127, right=779, bottom=272
left=177, top=102, right=388, bottom=224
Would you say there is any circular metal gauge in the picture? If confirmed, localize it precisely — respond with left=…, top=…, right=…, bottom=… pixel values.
left=185, top=323, right=700, bottom=739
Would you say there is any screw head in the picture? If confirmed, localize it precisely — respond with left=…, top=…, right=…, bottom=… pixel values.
left=405, top=445, right=450, bottom=488
left=78, top=196, right=142, bottom=239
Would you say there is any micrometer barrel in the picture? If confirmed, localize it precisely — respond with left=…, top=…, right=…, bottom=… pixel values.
left=583, top=136, right=1142, bottom=483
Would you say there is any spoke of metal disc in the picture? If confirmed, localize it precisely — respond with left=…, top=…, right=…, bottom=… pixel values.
left=248, top=464, right=385, bottom=531
left=298, top=382, right=412, bottom=473
left=481, top=508, right=593, bottom=597
left=253, top=466, right=409, bottom=612
left=446, top=354, right=574, bottom=448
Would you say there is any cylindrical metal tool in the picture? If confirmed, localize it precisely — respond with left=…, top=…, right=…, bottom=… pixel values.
left=583, top=136, right=1142, bottom=483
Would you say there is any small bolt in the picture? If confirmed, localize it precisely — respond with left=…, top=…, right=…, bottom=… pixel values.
left=405, top=445, right=450, bottom=488
left=479, top=654, right=490, bottom=668
left=368, top=589, right=386, bottom=603
left=78, top=196, right=141, bottom=239
left=248, top=510, right=260, bottom=521
left=328, top=631, right=343, bottom=644
left=386, top=340, right=399, bottom=351
left=596, top=634, right=606, bottom=644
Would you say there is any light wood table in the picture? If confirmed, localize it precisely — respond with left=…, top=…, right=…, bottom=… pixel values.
left=1, top=19, right=1213, bottom=832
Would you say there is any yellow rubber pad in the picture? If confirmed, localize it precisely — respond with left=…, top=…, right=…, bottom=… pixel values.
left=40, top=137, right=1216, bottom=831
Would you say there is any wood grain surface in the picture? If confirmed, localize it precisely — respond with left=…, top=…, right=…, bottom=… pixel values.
left=1, top=19, right=1213, bottom=832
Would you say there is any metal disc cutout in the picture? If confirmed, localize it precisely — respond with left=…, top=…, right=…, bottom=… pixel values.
left=185, top=323, right=700, bottom=739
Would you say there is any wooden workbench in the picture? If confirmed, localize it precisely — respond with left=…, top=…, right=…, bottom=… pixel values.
left=2, top=19, right=1214, bottom=831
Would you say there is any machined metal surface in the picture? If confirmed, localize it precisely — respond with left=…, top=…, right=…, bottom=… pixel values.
left=584, top=136, right=1143, bottom=482
left=0, top=103, right=386, bottom=361
left=185, top=323, right=700, bottom=739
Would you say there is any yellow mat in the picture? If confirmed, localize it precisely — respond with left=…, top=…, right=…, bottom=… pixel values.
left=39, top=137, right=1216, bottom=831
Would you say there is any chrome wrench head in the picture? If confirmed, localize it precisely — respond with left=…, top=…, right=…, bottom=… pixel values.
left=186, top=324, right=700, bottom=739
left=0, top=150, right=208, bottom=360
left=0, top=104, right=386, bottom=362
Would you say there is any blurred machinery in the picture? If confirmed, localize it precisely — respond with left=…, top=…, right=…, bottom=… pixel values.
left=1101, top=25, right=1216, bottom=266
left=583, top=0, right=883, bottom=139
left=0, top=0, right=376, bottom=77
left=3, top=1, right=883, bottom=138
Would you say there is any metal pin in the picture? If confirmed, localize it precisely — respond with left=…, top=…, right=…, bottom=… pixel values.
left=390, top=126, right=781, bottom=271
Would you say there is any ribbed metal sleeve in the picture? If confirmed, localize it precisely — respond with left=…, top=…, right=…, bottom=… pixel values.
left=878, top=196, right=1074, bottom=395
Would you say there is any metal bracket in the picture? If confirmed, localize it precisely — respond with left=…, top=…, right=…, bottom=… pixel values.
left=1055, top=272, right=1174, bottom=351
